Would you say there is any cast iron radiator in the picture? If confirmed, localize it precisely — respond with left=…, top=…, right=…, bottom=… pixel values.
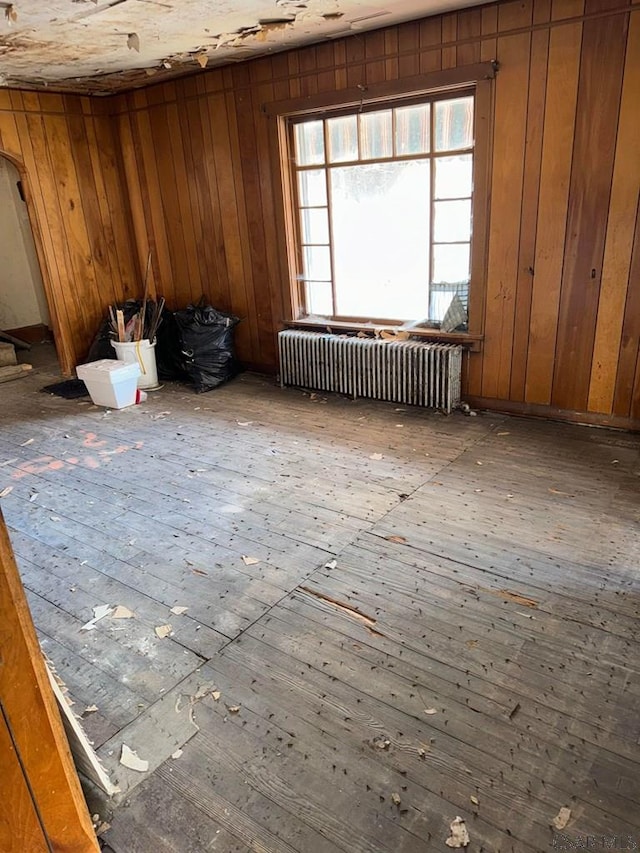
left=278, top=330, right=462, bottom=413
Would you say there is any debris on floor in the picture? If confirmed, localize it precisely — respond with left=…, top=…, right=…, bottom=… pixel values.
left=120, top=744, right=149, bottom=773
left=445, top=816, right=470, bottom=848
left=170, top=605, right=188, bottom=615
left=552, top=807, right=571, bottom=830
left=0, top=363, right=32, bottom=384
left=111, top=605, right=135, bottom=619
left=190, top=683, right=219, bottom=703
left=46, top=659, right=119, bottom=796
left=154, top=624, right=172, bottom=638
left=81, top=605, right=113, bottom=631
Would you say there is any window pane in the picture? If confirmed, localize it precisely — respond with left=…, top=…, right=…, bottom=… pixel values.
left=297, top=169, right=327, bottom=206
left=433, top=243, right=470, bottom=283
left=359, top=110, right=392, bottom=160
left=303, top=245, right=331, bottom=281
left=395, top=104, right=430, bottom=155
left=306, top=281, right=333, bottom=315
left=434, top=200, right=472, bottom=242
left=327, top=115, right=358, bottom=162
left=435, top=96, right=474, bottom=151
left=434, top=155, right=473, bottom=199
left=300, top=207, right=329, bottom=244
left=330, top=161, right=430, bottom=320
left=294, top=120, right=325, bottom=166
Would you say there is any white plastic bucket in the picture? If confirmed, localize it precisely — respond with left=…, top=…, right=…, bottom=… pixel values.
left=111, top=339, right=159, bottom=390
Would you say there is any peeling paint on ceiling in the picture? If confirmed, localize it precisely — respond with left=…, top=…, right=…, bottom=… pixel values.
left=0, top=0, right=490, bottom=95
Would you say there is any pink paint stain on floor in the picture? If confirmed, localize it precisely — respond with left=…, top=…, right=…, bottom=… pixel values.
left=11, top=433, right=144, bottom=480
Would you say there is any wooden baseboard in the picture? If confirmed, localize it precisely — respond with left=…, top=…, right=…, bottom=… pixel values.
left=464, top=395, right=640, bottom=432
left=4, top=323, right=53, bottom=344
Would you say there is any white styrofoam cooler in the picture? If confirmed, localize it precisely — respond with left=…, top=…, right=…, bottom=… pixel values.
left=76, top=359, right=141, bottom=409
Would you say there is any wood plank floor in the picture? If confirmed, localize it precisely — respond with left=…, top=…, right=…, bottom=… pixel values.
left=1, top=347, right=639, bottom=852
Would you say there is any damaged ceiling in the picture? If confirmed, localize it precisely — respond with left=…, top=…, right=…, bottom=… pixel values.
left=0, top=0, right=490, bottom=95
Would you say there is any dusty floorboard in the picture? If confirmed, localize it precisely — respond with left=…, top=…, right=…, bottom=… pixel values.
left=1, top=347, right=639, bottom=852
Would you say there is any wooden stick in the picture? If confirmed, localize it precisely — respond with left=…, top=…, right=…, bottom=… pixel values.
left=116, top=310, right=125, bottom=343
left=139, top=251, right=152, bottom=341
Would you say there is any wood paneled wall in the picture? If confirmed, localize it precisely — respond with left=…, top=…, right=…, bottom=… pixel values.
left=1, top=0, right=639, bottom=428
left=109, top=0, right=640, bottom=427
left=0, top=92, right=140, bottom=375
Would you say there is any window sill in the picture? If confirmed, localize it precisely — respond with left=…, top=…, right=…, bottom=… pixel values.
left=285, top=318, right=483, bottom=351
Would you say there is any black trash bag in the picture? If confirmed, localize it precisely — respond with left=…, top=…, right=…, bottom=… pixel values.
left=155, top=310, right=189, bottom=382
left=174, top=303, right=240, bottom=393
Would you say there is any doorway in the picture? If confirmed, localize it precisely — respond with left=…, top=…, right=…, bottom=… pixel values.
left=0, top=156, right=57, bottom=368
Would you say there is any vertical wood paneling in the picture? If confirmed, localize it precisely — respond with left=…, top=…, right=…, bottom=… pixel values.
left=613, top=205, right=640, bottom=417
left=509, top=19, right=550, bottom=401
left=87, top=112, right=138, bottom=300
left=525, top=16, right=583, bottom=405
left=0, top=94, right=138, bottom=375
left=480, top=30, right=531, bottom=399
left=456, top=8, right=482, bottom=65
left=130, top=99, right=178, bottom=305
left=196, top=95, right=232, bottom=310
left=103, top=0, right=639, bottom=420
left=234, top=86, right=276, bottom=366
left=166, top=97, right=203, bottom=303
left=551, top=9, right=629, bottom=411
left=420, top=17, right=443, bottom=73
left=175, top=91, right=215, bottom=300
left=116, top=108, right=158, bottom=294
left=588, top=10, right=640, bottom=414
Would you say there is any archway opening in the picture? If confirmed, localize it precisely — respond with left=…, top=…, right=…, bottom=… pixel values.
left=0, top=155, right=59, bottom=371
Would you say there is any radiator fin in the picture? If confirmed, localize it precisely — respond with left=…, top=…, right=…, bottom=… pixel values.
left=278, top=331, right=462, bottom=413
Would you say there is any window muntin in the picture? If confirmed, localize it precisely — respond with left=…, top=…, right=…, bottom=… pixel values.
left=290, top=92, right=474, bottom=330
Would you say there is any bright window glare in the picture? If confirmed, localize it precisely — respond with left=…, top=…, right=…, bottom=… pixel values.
left=331, top=162, right=430, bottom=320
left=292, top=94, right=474, bottom=327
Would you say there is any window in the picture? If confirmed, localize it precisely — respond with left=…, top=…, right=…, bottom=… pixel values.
left=288, top=92, right=475, bottom=332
